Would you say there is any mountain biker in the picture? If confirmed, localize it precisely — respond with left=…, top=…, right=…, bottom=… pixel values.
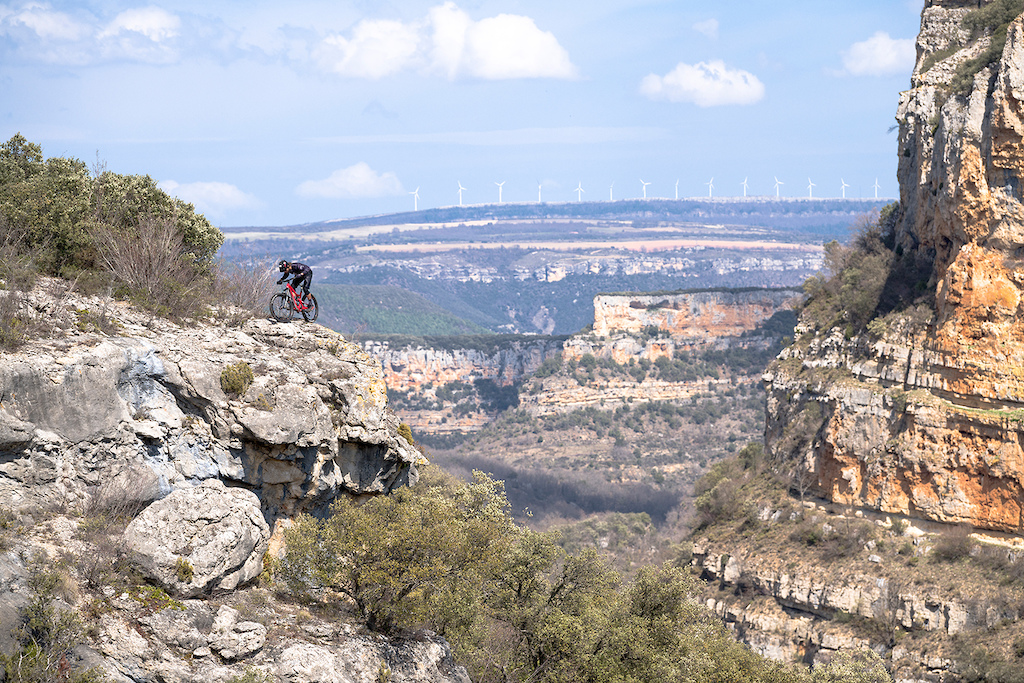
left=277, top=260, right=313, bottom=301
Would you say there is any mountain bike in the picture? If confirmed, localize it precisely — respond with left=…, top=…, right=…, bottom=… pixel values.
left=269, top=283, right=319, bottom=322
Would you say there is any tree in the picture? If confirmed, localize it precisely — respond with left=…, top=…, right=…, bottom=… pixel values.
left=281, top=470, right=515, bottom=634
left=812, top=650, right=892, bottom=683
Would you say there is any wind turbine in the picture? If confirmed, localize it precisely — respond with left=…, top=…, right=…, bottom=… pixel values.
left=774, top=176, right=784, bottom=198
left=706, top=177, right=714, bottom=198
left=873, top=178, right=881, bottom=199
left=495, top=181, right=505, bottom=203
left=675, top=179, right=679, bottom=200
left=640, top=178, right=651, bottom=199
left=609, top=182, right=614, bottom=201
left=807, top=178, right=815, bottom=199
left=410, top=187, right=419, bottom=211
left=840, top=179, right=849, bottom=199
left=575, top=181, right=585, bottom=202
left=741, top=177, right=749, bottom=197
left=457, top=181, right=466, bottom=206
left=537, top=182, right=543, bottom=202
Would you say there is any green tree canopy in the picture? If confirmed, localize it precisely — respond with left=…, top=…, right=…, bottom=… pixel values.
left=0, top=133, right=222, bottom=277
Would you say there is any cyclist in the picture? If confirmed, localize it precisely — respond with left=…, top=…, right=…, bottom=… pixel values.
left=277, top=260, right=313, bottom=302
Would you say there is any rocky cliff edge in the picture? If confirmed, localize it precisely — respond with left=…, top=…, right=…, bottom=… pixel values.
left=0, top=280, right=420, bottom=532
left=766, top=3, right=1024, bottom=534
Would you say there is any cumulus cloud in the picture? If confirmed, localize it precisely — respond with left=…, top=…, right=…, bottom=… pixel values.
left=692, top=19, right=718, bottom=40
left=840, top=31, right=915, bottom=76
left=640, top=60, right=764, bottom=107
left=160, top=180, right=262, bottom=219
left=0, top=1, right=183, bottom=64
left=316, top=2, right=576, bottom=80
left=315, top=18, right=421, bottom=79
left=98, top=6, right=181, bottom=62
left=0, top=2, right=87, bottom=40
left=295, top=163, right=404, bottom=199
left=99, top=7, right=179, bottom=42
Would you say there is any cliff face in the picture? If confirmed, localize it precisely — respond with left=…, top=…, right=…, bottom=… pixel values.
left=369, top=289, right=795, bottom=395
left=0, top=282, right=419, bottom=531
left=592, top=290, right=797, bottom=340
left=372, top=289, right=795, bottom=431
left=365, top=338, right=563, bottom=392
left=767, top=4, right=1024, bottom=532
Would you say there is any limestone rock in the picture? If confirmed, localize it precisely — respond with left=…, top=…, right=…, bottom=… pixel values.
left=125, top=480, right=270, bottom=598
left=766, top=5, right=1024, bottom=533
left=0, top=303, right=420, bottom=526
left=208, top=605, right=267, bottom=661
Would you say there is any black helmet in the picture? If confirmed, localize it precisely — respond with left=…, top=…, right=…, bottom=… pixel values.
left=278, top=259, right=289, bottom=271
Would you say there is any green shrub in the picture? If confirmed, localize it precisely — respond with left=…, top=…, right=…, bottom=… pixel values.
left=0, top=560, right=106, bottom=683
left=951, top=0, right=1024, bottom=95
left=812, top=649, right=892, bottom=683
left=174, top=557, right=194, bottom=583
left=280, top=470, right=515, bottom=634
left=226, top=666, right=275, bottom=683
left=221, top=362, right=254, bottom=397
left=397, top=422, right=414, bottom=445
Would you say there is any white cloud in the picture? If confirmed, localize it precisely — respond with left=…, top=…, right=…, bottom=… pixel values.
left=640, top=60, right=765, bottom=107
left=316, top=2, right=576, bottom=80
left=840, top=31, right=915, bottom=76
left=0, top=2, right=183, bottom=64
left=315, top=18, right=421, bottom=79
left=442, top=6, right=577, bottom=79
left=160, top=180, right=262, bottom=219
left=0, top=2, right=88, bottom=41
left=295, top=163, right=404, bottom=199
left=692, top=19, right=719, bottom=40
left=98, top=7, right=181, bottom=63
left=99, top=7, right=179, bottom=42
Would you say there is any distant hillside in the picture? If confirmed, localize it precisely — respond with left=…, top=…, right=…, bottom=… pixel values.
left=225, top=197, right=892, bottom=239
left=315, top=284, right=490, bottom=335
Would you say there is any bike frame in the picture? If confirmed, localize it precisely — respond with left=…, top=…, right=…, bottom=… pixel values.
left=284, top=283, right=308, bottom=311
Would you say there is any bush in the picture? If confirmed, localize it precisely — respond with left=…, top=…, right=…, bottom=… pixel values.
left=812, top=649, right=892, bottom=683
left=221, top=362, right=254, bottom=397
left=280, top=470, right=515, bottom=634
left=932, top=524, right=976, bottom=563
left=397, top=422, right=414, bottom=445
left=0, top=134, right=225, bottom=321
left=0, top=558, right=106, bottom=683
left=279, top=464, right=811, bottom=683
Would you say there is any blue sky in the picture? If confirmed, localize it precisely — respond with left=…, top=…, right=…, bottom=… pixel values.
left=1, top=0, right=924, bottom=227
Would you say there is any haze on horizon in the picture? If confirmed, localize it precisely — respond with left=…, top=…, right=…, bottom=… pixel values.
left=0, top=0, right=923, bottom=227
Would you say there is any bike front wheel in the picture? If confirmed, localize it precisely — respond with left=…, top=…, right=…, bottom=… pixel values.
left=269, top=292, right=294, bottom=322
left=302, top=293, right=319, bottom=322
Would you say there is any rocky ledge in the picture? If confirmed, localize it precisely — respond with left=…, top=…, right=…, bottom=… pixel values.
left=0, top=282, right=420, bottom=535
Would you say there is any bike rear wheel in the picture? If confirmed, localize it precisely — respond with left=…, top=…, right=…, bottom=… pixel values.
left=302, top=293, right=319, bottom=322
left=269, top=292, right=294, bottom=322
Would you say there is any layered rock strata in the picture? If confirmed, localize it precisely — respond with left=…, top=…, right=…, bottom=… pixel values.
left=766, top=3, right=1024, bottom=533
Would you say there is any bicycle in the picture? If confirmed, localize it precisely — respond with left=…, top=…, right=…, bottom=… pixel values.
left=269, top=283, right=319, bottom=322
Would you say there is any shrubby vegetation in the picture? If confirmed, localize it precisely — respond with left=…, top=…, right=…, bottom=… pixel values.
left=279, top=465, right=870, bottom=683
left=0, top=134, right=275, bottom=349
left=1, top=558, right=106, bottom=683
left=800, top=204, right=934, bottom=336
left=951, top=0, right=1024, bottom=95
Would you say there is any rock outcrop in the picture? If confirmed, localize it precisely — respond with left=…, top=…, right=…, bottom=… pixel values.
left=125, top=480, right=270, bottom=598
left=365, top=337, right=563, bottom=393
left=0, top=288, right=419, bottom=533
left=566, top=289, right=798, bottom=364
left=766, top=3, right=1024, bottom=533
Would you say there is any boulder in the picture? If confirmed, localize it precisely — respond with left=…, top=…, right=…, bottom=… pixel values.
left=125, top=480, right=270, bottom=598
